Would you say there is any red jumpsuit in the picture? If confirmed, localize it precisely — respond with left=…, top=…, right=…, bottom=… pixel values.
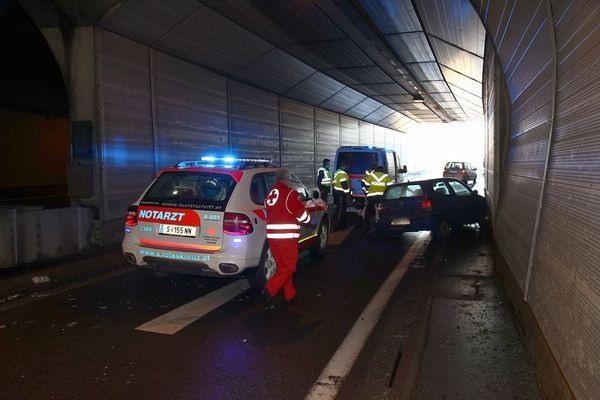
left=264, top=181, right=310, bottom=301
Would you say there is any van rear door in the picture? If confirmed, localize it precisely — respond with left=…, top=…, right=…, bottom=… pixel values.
left=335, top=150, right=379, bottom=196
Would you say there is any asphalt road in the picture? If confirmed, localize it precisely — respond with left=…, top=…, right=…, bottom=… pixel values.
left=0, top=227, right=427, bottom=400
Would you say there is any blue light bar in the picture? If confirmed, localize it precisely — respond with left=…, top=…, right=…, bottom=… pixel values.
left=176, top=156, right=272, bottom=168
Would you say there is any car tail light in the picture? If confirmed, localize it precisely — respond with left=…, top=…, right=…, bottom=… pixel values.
left=421, top=198, right=432, bottom=211
left=224, top=212, right=254, bottom=236
left=126, top=205, right=138, bottom=227
left=460, top=169, right=466, bottom=176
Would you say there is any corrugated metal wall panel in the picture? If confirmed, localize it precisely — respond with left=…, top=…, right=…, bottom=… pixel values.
left=359, top=120, right=374, bottom=146
left=229, top=81, right=280, bottom=165
left=525, top=2, right=600, bottom=398
left=374, top=125, right=386, bottom=148
left=384, top=129, right=395, bottom=150
left=154, top=51, right=228, bottom=168
left=481, top=1, right=600, bottom=398
left=340, top=116, right=359, bottom=146
left=280, top=99, right=315, bottom=185
left=99, top=30, right=155, bottom=219
left=315, top=108, right=340, bottom=184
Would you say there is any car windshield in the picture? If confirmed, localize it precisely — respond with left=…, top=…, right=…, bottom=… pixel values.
left=384, top=184, right=424, bottom=199
left=337, top=152, right=378, bottom=174
left=141, top=171, right=236, bottom=209
left=445, top=162, right=464, bottom=170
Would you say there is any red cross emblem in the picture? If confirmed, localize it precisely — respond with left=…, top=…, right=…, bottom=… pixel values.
left=266, top=189, right=279, bottom=206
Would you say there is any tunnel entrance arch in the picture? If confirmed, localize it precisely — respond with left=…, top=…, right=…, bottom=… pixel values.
left=0, top=0, right=70, bottom=207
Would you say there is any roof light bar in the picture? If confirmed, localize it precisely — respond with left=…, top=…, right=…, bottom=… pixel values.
left=175, top=156, right=272, bottom=168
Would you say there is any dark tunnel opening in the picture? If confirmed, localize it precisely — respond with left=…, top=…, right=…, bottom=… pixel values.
left=0, top=0, right=70, bottom=208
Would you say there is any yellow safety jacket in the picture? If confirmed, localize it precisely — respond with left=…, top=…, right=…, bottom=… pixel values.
left=365, top=171, right=392, bottom=197
left=317, top=167, right=332, bottom=187
left=362, top=169, right=374, bottom=193
left=333, top=169, right=350, bottom=193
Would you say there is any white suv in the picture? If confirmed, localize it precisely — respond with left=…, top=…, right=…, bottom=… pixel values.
left=122, top=157, right=330, bottom=281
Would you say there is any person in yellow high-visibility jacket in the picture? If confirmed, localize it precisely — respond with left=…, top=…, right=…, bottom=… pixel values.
left=363, top=165, right=393, bottom=232
left=316, top=158, right=333, bottom=203
left=332, top=163, right=351, bottom=229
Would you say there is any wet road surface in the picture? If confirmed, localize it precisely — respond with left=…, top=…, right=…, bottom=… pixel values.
left=1, top=228, right=421, bottom=400
left=0, top=226, right=540, bottom=400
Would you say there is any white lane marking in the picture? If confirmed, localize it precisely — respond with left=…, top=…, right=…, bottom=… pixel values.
left=135, top=279, right=250, bottom=335
left=305, top=233, right=430, bottom=400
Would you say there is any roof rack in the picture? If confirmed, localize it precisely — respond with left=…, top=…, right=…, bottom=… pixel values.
left=174, top=157, right=276, bottom=170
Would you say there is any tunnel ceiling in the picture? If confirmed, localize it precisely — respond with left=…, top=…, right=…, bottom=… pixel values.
left=98, top=0, right=484, bottom=127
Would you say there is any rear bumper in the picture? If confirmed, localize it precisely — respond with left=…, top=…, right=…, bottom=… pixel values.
left=122, top=242, right=260, bottom=277
left=375, top=217, right=435, bottom=234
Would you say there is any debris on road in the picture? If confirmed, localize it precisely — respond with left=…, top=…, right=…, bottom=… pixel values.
left=31, top=275, right=51, bottom=285
left=66, top=322, right=79, bottom=328
left=0, top=293, right=23, bottom=303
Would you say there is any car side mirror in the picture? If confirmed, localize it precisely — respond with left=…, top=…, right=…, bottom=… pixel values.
left=401, top=165, right=408, bottom=173
left=311, top=189, right=320, bottom=200
left=474, top=167, right=478, bottom=171
left=473, top=189, right=479, bottom=195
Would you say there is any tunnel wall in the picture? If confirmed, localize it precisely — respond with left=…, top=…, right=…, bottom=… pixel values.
left=475, top=0, right=600, bottom=397
left=97, top=29, right=407, bottom=220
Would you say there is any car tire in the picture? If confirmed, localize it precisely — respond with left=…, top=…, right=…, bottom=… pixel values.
left=310, top=219, right=329, bottom=260
left=255, top=242, right=277, bottom=288
left=434, top=218, right=452, bottom=241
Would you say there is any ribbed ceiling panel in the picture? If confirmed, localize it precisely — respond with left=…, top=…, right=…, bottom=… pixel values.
left=154, top=6, right=273, bottom=75
left=101, top=0, right=201, bottom=44
left=320, top=86, right=367, bottom=113
left=284, top=72, right=345, bottom=105
left=233, top=48, right=315, bottom=93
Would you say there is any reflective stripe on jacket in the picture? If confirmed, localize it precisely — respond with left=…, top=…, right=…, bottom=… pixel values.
left=264, top=182, right=310, bottom=240
left=317, top=167, right=332, bottom=187
left=365, top=171, right=392, bottom=197
left=333, top=169, right=350, bottom=193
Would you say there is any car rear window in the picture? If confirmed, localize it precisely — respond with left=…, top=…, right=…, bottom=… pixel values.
left=445, top=162, right=463, bottom=170
left=337, top=152, right=379, bottom=174
left=141, top=171, right=236, bottom=210
left=384, top=184, right=424, bottom=200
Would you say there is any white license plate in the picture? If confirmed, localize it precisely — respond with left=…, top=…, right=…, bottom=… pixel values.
left=159, top=224, right=197, bottom=237
left=391, top=217, right=411, bottom=226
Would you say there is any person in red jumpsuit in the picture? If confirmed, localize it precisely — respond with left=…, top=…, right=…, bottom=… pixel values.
left=263, top=168, right=310, bottom=306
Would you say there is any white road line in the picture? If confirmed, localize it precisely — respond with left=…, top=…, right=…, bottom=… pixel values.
left=305, top=233, right=430, bottom=400
left=136, top=279, right=251, bottom=335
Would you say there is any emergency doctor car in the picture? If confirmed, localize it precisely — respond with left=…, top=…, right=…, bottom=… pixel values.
left=121, top=157, right=330, bottom=281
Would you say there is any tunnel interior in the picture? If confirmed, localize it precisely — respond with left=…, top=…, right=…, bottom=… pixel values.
left=2, top=0, right=600, bottom=398
left=0, top=0, right=70, bottom=207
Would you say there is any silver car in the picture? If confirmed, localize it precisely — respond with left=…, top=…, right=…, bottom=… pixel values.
left=122, top=157, right=330, bottom=281
left=443, top=161, right=477, bottom=184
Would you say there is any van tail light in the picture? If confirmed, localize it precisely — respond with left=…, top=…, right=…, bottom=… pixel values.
left=421, top=198, right=433, bottom=211
left=224, top=213, right=254, bottom=236
left=126, top=205, right=138, bottom=227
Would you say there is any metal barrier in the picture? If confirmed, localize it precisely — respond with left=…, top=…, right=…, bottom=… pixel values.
left=0, top=206, right=92, bottom=269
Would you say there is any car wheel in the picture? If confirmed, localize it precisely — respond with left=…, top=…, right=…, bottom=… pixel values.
left=311, top=220, right=329, bottom=260
left=256, top=243, right=277, bottom=287
left=434, top=218, right=452, bottom=241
